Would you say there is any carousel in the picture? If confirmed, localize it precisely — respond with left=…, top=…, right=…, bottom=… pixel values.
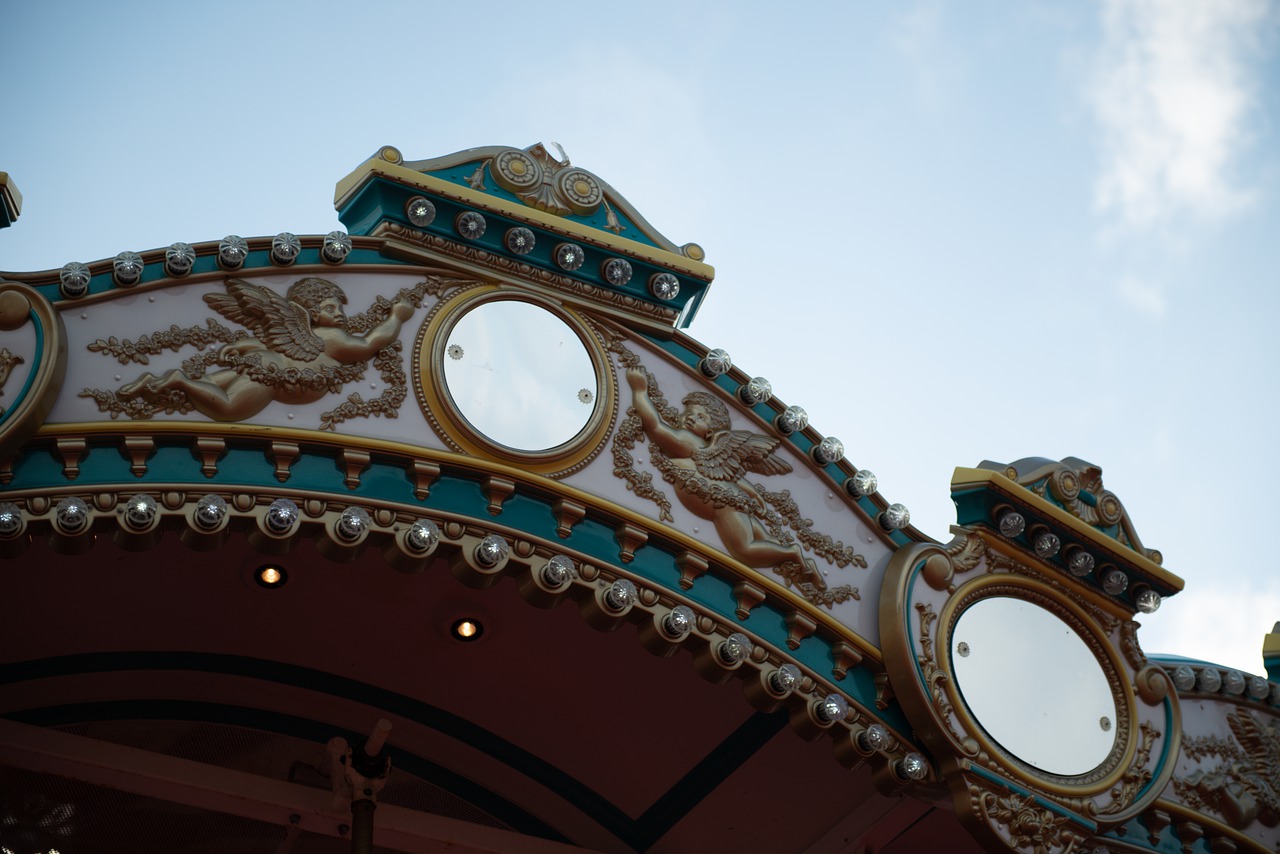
left=0, top=147, right=1275, bottom=853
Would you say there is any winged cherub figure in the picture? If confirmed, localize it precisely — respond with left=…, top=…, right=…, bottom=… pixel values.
left=626, top=366, right=826, bottom=590
left=117, top=277, right=415, bottom=421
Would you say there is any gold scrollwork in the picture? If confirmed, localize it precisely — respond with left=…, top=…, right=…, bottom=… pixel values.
left=975, top=786, right=1079, bottom=854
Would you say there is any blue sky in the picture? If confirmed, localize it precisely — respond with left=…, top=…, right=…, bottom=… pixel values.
left=4, top=0, right=1278, bottom=674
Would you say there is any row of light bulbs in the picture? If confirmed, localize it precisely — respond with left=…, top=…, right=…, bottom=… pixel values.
left=403, top=195, right=683, bottom=303
left=0, top=495, right=931, bottom=781
left=695, top=348, right=912, bottom=534
left=994, top=507, right=1163, bottom=613
left=1170, top=663, right=1279, bottom=705
left=56, top=232, right=357, bottom=299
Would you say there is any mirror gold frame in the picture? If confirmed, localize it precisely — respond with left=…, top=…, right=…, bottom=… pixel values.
left=413, top=285, right=616, bottom=478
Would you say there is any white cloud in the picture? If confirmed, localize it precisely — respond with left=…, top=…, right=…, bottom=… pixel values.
left=1089, top=0, right=1271, bottom=228
left=1116, top=274, right=1168, bottom=317
left=1141, top=581, right=1280, bottom=677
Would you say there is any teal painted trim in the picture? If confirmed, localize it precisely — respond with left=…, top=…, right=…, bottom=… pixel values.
left=1266, top=655, right=1280, bottom=683
left=5, top=434, right=910, bottom=734
left=0, top=309, right=42, bottom=427
left=1098, top=817, right=1187, bottom=854
left=964, top=764, right=1098, bottom=831
left=337, top=177, right=706, bottom=319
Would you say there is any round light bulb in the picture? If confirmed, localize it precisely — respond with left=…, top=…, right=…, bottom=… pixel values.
left=475, top=534, right=509, bottom=568
left=265, top=498, right=299, bottom=534
left=404, top=519, right=440, bottom=554
left=718, top=632, right=753, bottom=664
left=604, top=578, right=638, bottom=611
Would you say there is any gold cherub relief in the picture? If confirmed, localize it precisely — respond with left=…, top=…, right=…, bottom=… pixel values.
left=81, top=275, right=459, bottom=430
left=1175, top=709, right=1280, bottom=829
left=610, top=346, right=865, bottom=609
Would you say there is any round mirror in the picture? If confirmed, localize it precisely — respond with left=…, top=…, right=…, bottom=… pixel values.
left=951, top=597, right=1117, bottom=775
left=441, top=299, right=598, bottom=452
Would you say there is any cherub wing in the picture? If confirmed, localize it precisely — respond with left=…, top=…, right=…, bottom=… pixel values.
left=1228, top=710, right=1280, bottom=787
left=693, top=430, right=793, bottom=482
left=203, top=279, right=324, bottom=360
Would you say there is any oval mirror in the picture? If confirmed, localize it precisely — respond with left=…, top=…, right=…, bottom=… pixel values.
left=951, top=596, right=1117, bottom=776
left=441, top=299, right=598, bottom=452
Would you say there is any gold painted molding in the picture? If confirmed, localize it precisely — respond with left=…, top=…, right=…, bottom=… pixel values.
left=334, top=158, right=715, bottom=281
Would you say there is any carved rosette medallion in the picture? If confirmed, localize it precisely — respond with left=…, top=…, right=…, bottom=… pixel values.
left=880, top=536, right=1181, bottom=852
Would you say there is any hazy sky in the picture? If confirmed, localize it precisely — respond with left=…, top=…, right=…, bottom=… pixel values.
left=4, top=1, right=1278, bottom=675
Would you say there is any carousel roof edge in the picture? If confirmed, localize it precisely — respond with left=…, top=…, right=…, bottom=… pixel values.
left=334, top=145, right=714, bottom=281
left=951, top=464, right=1184, bottom=602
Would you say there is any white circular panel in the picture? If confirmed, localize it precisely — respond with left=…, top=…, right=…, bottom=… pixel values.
left=441, top=300, right=598, bottom=451
left=952, top=597, right=1117, bottom=776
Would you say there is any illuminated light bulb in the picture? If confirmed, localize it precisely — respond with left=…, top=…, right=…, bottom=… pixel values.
left=451, top=618, right=483, bottom=641
left=255, top=564, right=287, bottom=588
